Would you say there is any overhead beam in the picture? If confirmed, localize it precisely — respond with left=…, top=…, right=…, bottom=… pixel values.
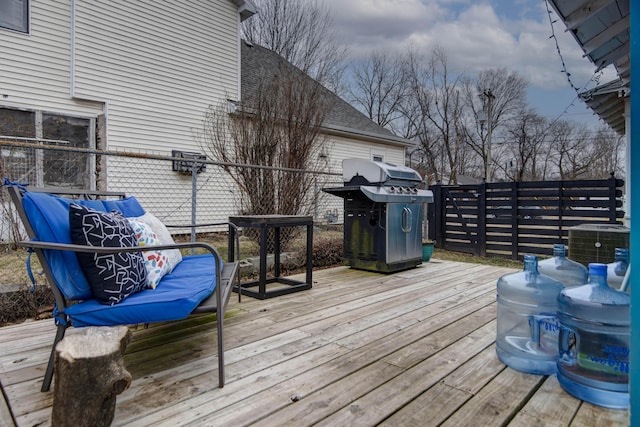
left=582, top=15, right=630, bottom=54
left=594, top=40, right=630, bottom=71
left=564, top=0, right=616, bottom=30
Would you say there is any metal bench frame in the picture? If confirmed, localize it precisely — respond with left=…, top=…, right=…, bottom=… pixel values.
left=7, top=185, right=239, bottom=392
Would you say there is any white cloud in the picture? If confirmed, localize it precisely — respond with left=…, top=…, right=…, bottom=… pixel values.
left=324, top=0, right=598, bottom=91
left=324, top=0, right=448, bottom=58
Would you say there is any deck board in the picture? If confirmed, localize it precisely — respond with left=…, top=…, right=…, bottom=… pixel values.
left=0, top=260, right=630, bottom=426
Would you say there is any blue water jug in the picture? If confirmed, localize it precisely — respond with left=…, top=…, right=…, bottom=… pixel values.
left=606, top=248, right=628, bottom=290
left=557, top=263, right=630, bottom=409
left=538, top=243, right=588, bottom=287
left=496, top=254, right=564, bottom=375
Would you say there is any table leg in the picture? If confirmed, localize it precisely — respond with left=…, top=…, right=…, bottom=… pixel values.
left=306, top=222, right=313, bottom=285
left=274, top=226, right=281, bottom=278
left=259, top=224, right=267, bottom=297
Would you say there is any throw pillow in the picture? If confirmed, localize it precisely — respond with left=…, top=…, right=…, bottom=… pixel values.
left=133, top=212, right=183, bottom=271
left=69, top=203, right=147, bottom=305
left=127, top=217, right=172, bottom=289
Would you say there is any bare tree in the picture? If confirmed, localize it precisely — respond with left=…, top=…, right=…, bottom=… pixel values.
left=460, top=68, right=528, bottom=181
left=502, top=110, right=549, bottom=181
left=546, top=120, right=590, bottom=179
left=405, top=47, right=466, bottom=184
left=348, top=50, right=410, bottom=134
left=242, top=0, right=346, bottom=92
left=591, top=126, right=625, bottom=178
left=200, top=59, right=329, bottom=221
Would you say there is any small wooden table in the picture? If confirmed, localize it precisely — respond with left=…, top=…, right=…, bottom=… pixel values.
left=228, top=215, right=313, bottom=299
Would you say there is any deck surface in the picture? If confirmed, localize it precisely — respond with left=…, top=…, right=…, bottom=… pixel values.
left=0, top=259, right=630, bottom=426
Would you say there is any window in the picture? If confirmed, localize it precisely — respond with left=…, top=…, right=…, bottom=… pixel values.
left=371, top=149, right=385, bottom=163
left=0, top=107, right=94, bottom=188
left=0, top=0, right=29, bottom=33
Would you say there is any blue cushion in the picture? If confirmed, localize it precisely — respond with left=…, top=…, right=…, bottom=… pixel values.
left=22, top=191, right=145, bottom=300
left=64, top=254, right=217, bottom=326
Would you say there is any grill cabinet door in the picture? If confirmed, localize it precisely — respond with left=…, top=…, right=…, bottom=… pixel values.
left=386, top=203, right=422, bottom=263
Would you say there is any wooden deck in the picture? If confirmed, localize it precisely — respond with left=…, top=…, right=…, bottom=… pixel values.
left=0, top=259, right=630, bottom=426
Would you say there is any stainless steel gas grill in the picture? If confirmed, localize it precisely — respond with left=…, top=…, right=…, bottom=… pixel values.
left=323, top=158, right=433, bottom=273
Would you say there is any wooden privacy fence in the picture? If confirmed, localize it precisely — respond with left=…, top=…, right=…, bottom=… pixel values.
left=427, top=176, right=625, bottom=260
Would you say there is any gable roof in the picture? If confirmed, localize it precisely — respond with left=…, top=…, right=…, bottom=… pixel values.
left=240, top=41, right=411, bottom=147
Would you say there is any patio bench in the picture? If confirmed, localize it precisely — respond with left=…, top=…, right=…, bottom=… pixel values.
left=6, top=184, right=239, bottom=392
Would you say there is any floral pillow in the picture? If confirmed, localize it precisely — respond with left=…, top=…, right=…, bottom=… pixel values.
left=132, top=212, right=182, bottom=271
left=127, top=218, right=172, bottom=289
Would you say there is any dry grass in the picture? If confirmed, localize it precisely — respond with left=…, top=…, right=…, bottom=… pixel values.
left=0, top=239, right=522, bottom=287
left=432, top=248, right=523, bottom=269
left=0, top=229, right=346, bottom=286
left=1, top=248, right=39, bottom=287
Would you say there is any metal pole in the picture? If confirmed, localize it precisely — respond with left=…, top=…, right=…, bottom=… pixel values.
left=191, top=159, right=198, bottom=255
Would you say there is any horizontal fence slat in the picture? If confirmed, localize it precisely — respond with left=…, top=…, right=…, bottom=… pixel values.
left=432, top=177, right=625, bottom=260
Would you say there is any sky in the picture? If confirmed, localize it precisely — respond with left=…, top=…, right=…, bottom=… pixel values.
left=321, top=0, right=618, bottom=129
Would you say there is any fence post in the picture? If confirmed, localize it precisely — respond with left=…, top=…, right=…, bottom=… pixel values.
left=511, top=182, right=518, bottom=260
left=477, top=181, right=486, bottom=257
left=558, top=180, right=564, bottom=243
left=608, top=173, right=617, bottom=223
left=190, top=159, right=199, bottom=255
left=431, top=184, right=443, bottom=248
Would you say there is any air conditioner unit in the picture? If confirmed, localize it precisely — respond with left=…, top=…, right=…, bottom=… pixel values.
left=568, top=224, right=630, bottom=267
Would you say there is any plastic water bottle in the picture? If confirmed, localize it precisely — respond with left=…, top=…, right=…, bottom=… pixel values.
left=557, top=263, right=630, bottom=409
left=538, top=243, right=588, bottom=287
left=606, top=248, right=628, bottom=290
left=496, top=254, right=564, bottom=375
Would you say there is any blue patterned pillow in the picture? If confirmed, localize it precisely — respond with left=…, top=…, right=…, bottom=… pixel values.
left=69, top=203, right=147, bottom=305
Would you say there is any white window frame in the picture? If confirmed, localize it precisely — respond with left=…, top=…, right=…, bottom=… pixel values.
left=0, top=0, right=29, bottom=33
left=0, top=106, right=96, bottom=189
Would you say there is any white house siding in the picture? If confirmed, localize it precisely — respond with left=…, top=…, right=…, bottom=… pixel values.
left=324, top=133, right=406, bottom=174
left=317, top=132, right=408, bottom=224
left=0, top=1, right=102, bottom=117
left=73, top=0, right=239, bottom=154
left=70, top=0, right=241, bottom=224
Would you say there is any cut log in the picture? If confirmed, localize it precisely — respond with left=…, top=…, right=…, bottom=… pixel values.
left=51, top=326, right=132, bottom=427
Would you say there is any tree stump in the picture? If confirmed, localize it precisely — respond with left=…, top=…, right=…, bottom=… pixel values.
left=51, top=326, right=132, bottom=427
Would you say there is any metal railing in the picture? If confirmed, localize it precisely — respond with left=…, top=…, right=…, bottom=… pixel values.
left=0, top=140, right=344, bottom=249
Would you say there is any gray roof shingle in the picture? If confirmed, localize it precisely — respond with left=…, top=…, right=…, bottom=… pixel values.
left=240, top=41, right=410, bottom=146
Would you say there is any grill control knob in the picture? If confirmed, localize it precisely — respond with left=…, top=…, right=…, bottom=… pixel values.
left=389, top=186, right=395, bottom=193
left=403, top=187, right=411, bottom=194
left=411, top=187, right=418, bottom=194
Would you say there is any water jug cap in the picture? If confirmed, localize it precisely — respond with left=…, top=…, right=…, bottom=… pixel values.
left=552, top=243, right=566, bottom=256
left=589, top=263, right=607, bottom=277
left=614, top=247, right=629, bottom=259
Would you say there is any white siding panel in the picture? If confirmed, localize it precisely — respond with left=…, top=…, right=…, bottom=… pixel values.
left=324, top=134, right=406, bottom=174
left=74, top=0, right=239, bottom=153
left=316, top=133, right=408, bottom=224
left=106, top=156, right=239, bottom=225
left=0, top=0, right=102, bottom=117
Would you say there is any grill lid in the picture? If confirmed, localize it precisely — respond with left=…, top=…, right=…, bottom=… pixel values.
left=323, top=158, right=433, bottom=203
left=342, top=159, right=422, bottom=184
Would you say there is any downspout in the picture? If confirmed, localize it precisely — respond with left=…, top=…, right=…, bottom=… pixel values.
left=624, top=97, right=630, bottom=228
left=235, top=0, right=256, bottom=101
left=69, top=0, right=76, bottom=99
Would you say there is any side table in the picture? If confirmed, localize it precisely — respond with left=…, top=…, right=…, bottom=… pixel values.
left=228, top=215, right=313, bottom=299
